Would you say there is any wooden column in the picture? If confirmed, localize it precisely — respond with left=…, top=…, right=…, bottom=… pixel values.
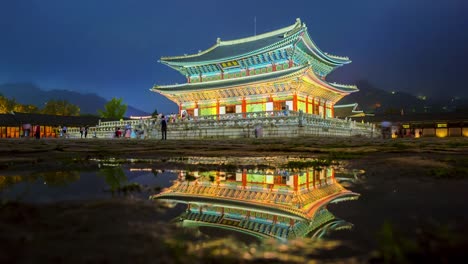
left=331, top=103, right=335, bottom=118
left=313, top=170, right=316, bottom=188
left=312, top=97, right=316, bottom=115
left=293, top=174, right=298, bottom=192
left=293, top=93, right=298, bottom=111
left=216, top=99, right=220, bottom=120
left=242, top=169, right=247, bottom=189
left=305, top=96, right=309, bottom=114
left=242, top=97, right=247, bottom=118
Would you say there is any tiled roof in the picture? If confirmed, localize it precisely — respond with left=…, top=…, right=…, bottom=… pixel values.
left=0, top=112, right=114, bottom=127
left=152, top=65, right=309, bottom=92
left=160, top=19, right=302, bottom=64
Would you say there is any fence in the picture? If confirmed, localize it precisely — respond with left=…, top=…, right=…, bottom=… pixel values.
left=67, top=111, right=377, bottom=139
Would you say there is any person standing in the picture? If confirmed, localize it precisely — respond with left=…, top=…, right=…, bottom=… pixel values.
left=80, top=127, right=84, bottom=138
left=62, top=125, right=68, bottom=138
left=84, top=126, right=89, bottom=138
left=161, top=115, right=167, bottom=140
left=34, top=125, right=40, bottom=139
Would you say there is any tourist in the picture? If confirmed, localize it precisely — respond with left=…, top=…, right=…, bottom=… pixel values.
left=34, top=125, right=40, bottom=139
left=22, top=123, right=31, bottom=137
left=62, top=125, right=68, bottom=138
left=84, top=126, right=89, bottom=138
left=80, top=127, right=84, bottom=138
left=161, top=115, right=167, bottom=140
left=125, top=123, right=131, bottom=139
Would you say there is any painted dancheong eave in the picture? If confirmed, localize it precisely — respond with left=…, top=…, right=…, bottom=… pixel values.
left=150, top=65, right=357, bottom=104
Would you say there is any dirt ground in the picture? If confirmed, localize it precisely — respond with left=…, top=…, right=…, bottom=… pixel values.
left=0, top=137, right=467, bottom=263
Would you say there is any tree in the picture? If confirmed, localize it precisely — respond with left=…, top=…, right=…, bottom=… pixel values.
left=0, top=95, right=17, bottom=113
left=41, top=100, right=80, bottom=116
left=151, top=108, right=158, bottom=118
left=98, top=97, right=127, bottom=119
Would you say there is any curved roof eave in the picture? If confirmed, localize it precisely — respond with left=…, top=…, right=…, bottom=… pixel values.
left=303, top=67, right=358, bottom=94
left=159, top=19, right=304, bottom=66
left=153, top=193, right=310, bottom=221
left=301, top=30, right=351, bottom=66
left=151, top=65, right=309, bottom=93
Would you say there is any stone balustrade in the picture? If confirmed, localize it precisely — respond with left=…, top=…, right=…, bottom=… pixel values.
left=67, top=111, right=377, bottom=139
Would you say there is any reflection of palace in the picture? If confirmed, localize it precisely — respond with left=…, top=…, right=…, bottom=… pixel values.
left=151, top=167, right=358, bottom=241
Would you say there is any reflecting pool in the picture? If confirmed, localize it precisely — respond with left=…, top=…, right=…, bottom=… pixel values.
left=151, top=167, right=358, bottom=241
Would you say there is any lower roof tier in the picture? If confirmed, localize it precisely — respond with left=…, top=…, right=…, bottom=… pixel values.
left=151, top=65, right=358, bottom=104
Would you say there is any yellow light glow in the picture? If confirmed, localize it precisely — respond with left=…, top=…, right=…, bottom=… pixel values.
left=437, top=123, right=447, bottom=128
left=463, top=128, right=468, bottom=137
left=436, top=128, right=448, bottom=138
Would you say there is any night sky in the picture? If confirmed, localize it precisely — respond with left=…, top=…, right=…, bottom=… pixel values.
left=1, top=0, right=467, bottom=113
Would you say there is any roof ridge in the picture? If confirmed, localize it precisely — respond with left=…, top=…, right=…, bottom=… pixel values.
left=161, top=18, right=303, bottom=61
left=219, top=18, right=302, bottom=46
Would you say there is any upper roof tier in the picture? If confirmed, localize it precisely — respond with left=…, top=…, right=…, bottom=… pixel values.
left=160, top=18, right=350, bottom=67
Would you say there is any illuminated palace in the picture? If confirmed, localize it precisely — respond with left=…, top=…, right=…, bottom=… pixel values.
left=151, top=166, right=358, bottom=240
left=151, top=18, right=357, bottom=118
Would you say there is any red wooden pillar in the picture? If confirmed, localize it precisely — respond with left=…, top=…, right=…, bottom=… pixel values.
left=216, top=99, right=220, bottom=120
left=221, top=71, right=224, bottom=79
left=246, top=68, right=250, bottom=76
left=272, top=63, right=276, bottom=72
left=331, top=103, right=335, bottom=118
left=293, top=174, right=298, bottom=192
left=313, top=170, right=316, bottom=188
left=187, top=76, right=191, bottom=83
left=242, top=97, right=247, bottom=118
left=199, top=73, right=202, bottom=82
left=242, top=169, right=247, bottom=189
left=288, top=59, right=293, bottom=68
left=293, top=93, right=298, bottom=111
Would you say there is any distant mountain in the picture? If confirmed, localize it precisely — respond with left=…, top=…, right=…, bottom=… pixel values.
left=0, top=83, right=148, bottom=116
left=336, top=80, right=467, bottom=114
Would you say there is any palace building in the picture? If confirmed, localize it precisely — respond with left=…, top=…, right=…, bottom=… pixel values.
left=151, top=18, right=357, bottom=119
left=151, top=166, right=358, bottom=240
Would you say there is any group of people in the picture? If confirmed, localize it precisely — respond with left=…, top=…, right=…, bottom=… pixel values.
left=113, top=123, right=140, bottom=139
left=79, top=126, right=89, bottom=138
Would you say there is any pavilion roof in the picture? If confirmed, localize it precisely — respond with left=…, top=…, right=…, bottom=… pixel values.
left=152, top=65, right=308, bottom=92
left=159, top=18, right=350, bottom=67
left=160, top=19, right=302, bottom=65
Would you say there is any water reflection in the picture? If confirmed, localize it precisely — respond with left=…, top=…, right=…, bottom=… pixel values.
left=151, top=167, right=359, bottom=241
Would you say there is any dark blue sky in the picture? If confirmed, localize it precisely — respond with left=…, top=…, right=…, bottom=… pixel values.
left=1, top=0, right=467, bottom=113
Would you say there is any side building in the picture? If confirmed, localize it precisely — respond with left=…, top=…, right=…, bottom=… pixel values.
left=152, top=18, right=357, bottom=119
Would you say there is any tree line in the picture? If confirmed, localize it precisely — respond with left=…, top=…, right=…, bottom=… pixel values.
left=0, top=94, right=128, bottom=119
